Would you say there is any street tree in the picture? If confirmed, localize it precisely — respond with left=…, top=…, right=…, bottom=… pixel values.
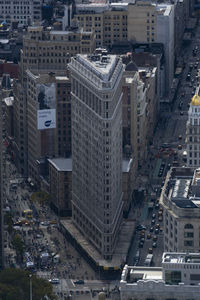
left=0, top=268, right=55, bottom=300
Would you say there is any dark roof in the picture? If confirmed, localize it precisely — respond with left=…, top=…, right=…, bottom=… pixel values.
left=125, top=60, right=138, bottom=72
left=172, top=198, right=197, bottom=208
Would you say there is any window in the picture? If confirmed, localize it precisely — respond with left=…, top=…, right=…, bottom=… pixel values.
left=190, top=274, right=200, bottom=280
left=165, top=270, right=181, bottom=285
left=184, top=224, right=193, bottom=229
left=184, top=232, right=194, bottom=238
left=184, top=240, right=193, bottom=246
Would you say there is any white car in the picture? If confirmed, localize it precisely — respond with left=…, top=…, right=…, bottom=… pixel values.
left=49, top=278, right=60, bottom=284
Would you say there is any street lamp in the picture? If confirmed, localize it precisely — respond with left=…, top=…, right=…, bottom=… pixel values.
left=29, top=274, right=32, bottom=300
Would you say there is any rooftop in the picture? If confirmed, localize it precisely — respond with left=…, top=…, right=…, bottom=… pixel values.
left=76, top=53, right=118, bottom=82
left=3, top=96, right=14, bottom=106
left=48, top=158, right=72, bottom=172
left=163, top=167, right=200, bottom=209
left=162, top=252, right=200, bottom=264
left=122, top=158, right=133, bottom=173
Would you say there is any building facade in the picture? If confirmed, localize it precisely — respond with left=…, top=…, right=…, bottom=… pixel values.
left=186, top=93, right=200, bottom=167
left=26, top=71, right=71, bottom=183
left=160, top=167, right=200, bottom=252
left=14, top=24, right=92, bottom=175
left=67, top=2, right=128, bottom=48
left=0, top=0, right=42, bottom=25
left=48, top=158, right=72, bottom=217
left=20, top=25, right=95, bottom=81
left=69, top=52, right=124, bottom=260
left=128, top=1, right=174, bottom=95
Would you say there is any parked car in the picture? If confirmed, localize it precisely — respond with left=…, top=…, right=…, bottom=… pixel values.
left=153, top=235, right=158, bottom=242
left=148, top=248, right=153, bottom=254
left=74, top=280, right=84, bottom=285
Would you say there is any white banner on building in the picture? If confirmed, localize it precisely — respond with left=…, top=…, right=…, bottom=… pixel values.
left=37, top=109, right=56, bottom=130
left=36, top=83, right=56, bottom=130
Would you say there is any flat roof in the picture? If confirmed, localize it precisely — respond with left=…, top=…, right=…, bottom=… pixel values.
left=48, top=158, right=72, bottom=172
left=130, top=268, right=162, bottom=280
left=55, top=76, right=69, bottom=81
left=122, top=158, right=133, bottom=173
left=163, top=252, right=200, bottom=264
left=4, top=96, right=14, bottom=106
left=76, top=54, right=119, bottom=82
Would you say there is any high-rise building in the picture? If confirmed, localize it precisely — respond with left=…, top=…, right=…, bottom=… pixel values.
left=128, top=1, right=174, bottom=95
left=69, top=51, right=124, bottom=260
left=66, top=2, right=128, bottom=48
left=26, top=70, right=71, bottom=183
left=13, top=24, right=94, bottom=175
left=186, top=93, right=200, bottom=167
left=0, top=0, right=42, bottom=25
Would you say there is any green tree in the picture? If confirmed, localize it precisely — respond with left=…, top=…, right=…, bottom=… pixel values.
left=12, top=234, right=24, bottom=263
left=0, top=269, right=55, bottom=300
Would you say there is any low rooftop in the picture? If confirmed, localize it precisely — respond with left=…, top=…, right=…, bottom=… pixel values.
left=121, top=265, right=162, bottom=283
left=163, top=252, right=200, bottom=264
left=164, top=167, right=200, bottom=209
left=48, top=158, right=72, bottom=172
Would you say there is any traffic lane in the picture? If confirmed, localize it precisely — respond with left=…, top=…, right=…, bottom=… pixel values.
left=133, top=206, right=164, bottom=267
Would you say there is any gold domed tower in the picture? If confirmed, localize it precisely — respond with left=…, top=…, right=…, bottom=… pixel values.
left=191, top=94, right=200, bottom=106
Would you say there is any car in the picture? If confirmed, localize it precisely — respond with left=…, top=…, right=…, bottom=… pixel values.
left=136, top=225, right=143, bottom=231
left=49, top=278, right=60, bottom=284
left=139, top=241, right=144, bottom=248
left=152, top=214, right=156, bottom=219
left=148, top=248, right=153, bottom=254
left=161, top=143, right=171, bottom=148
left=74, top=280, right=85, bottom=285
left=156, top=223, right=160, bottom=228
left=186, top=74, right=191, bottom=81
left=140, top=237, right=145, bottom=243
left=155, top=228, right=159, bottom=234
left=151, top=219, right=155, bottom=225
left=150, top=227, right=154, bottom=232
left=180, top=111, right=184, bottom=115
left=167, top=163, right=171, bottom=170
left=41, top=221, right=49, bottom=226
left=178, top=135, right=182, bottom=140
left=178, top=144, right=182, bottom=150
left=136, top=224, right=146, bottom=231
left=153, top=235, right=157, bottom=241
left=153, top=242, right=157, bottom=248
left=147, top=233, right=151, bottom=239
left=155, top=203, right=159, bottom=209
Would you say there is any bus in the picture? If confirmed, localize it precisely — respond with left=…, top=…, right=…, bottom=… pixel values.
left=23, top=209, right=33, bottom=219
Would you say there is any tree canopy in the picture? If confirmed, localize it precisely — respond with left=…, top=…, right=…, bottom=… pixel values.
left=0, top=268, right=55, bottom=300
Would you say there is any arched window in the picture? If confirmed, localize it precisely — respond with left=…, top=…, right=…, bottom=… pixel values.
left=184, top=224, right=193, bottom=229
